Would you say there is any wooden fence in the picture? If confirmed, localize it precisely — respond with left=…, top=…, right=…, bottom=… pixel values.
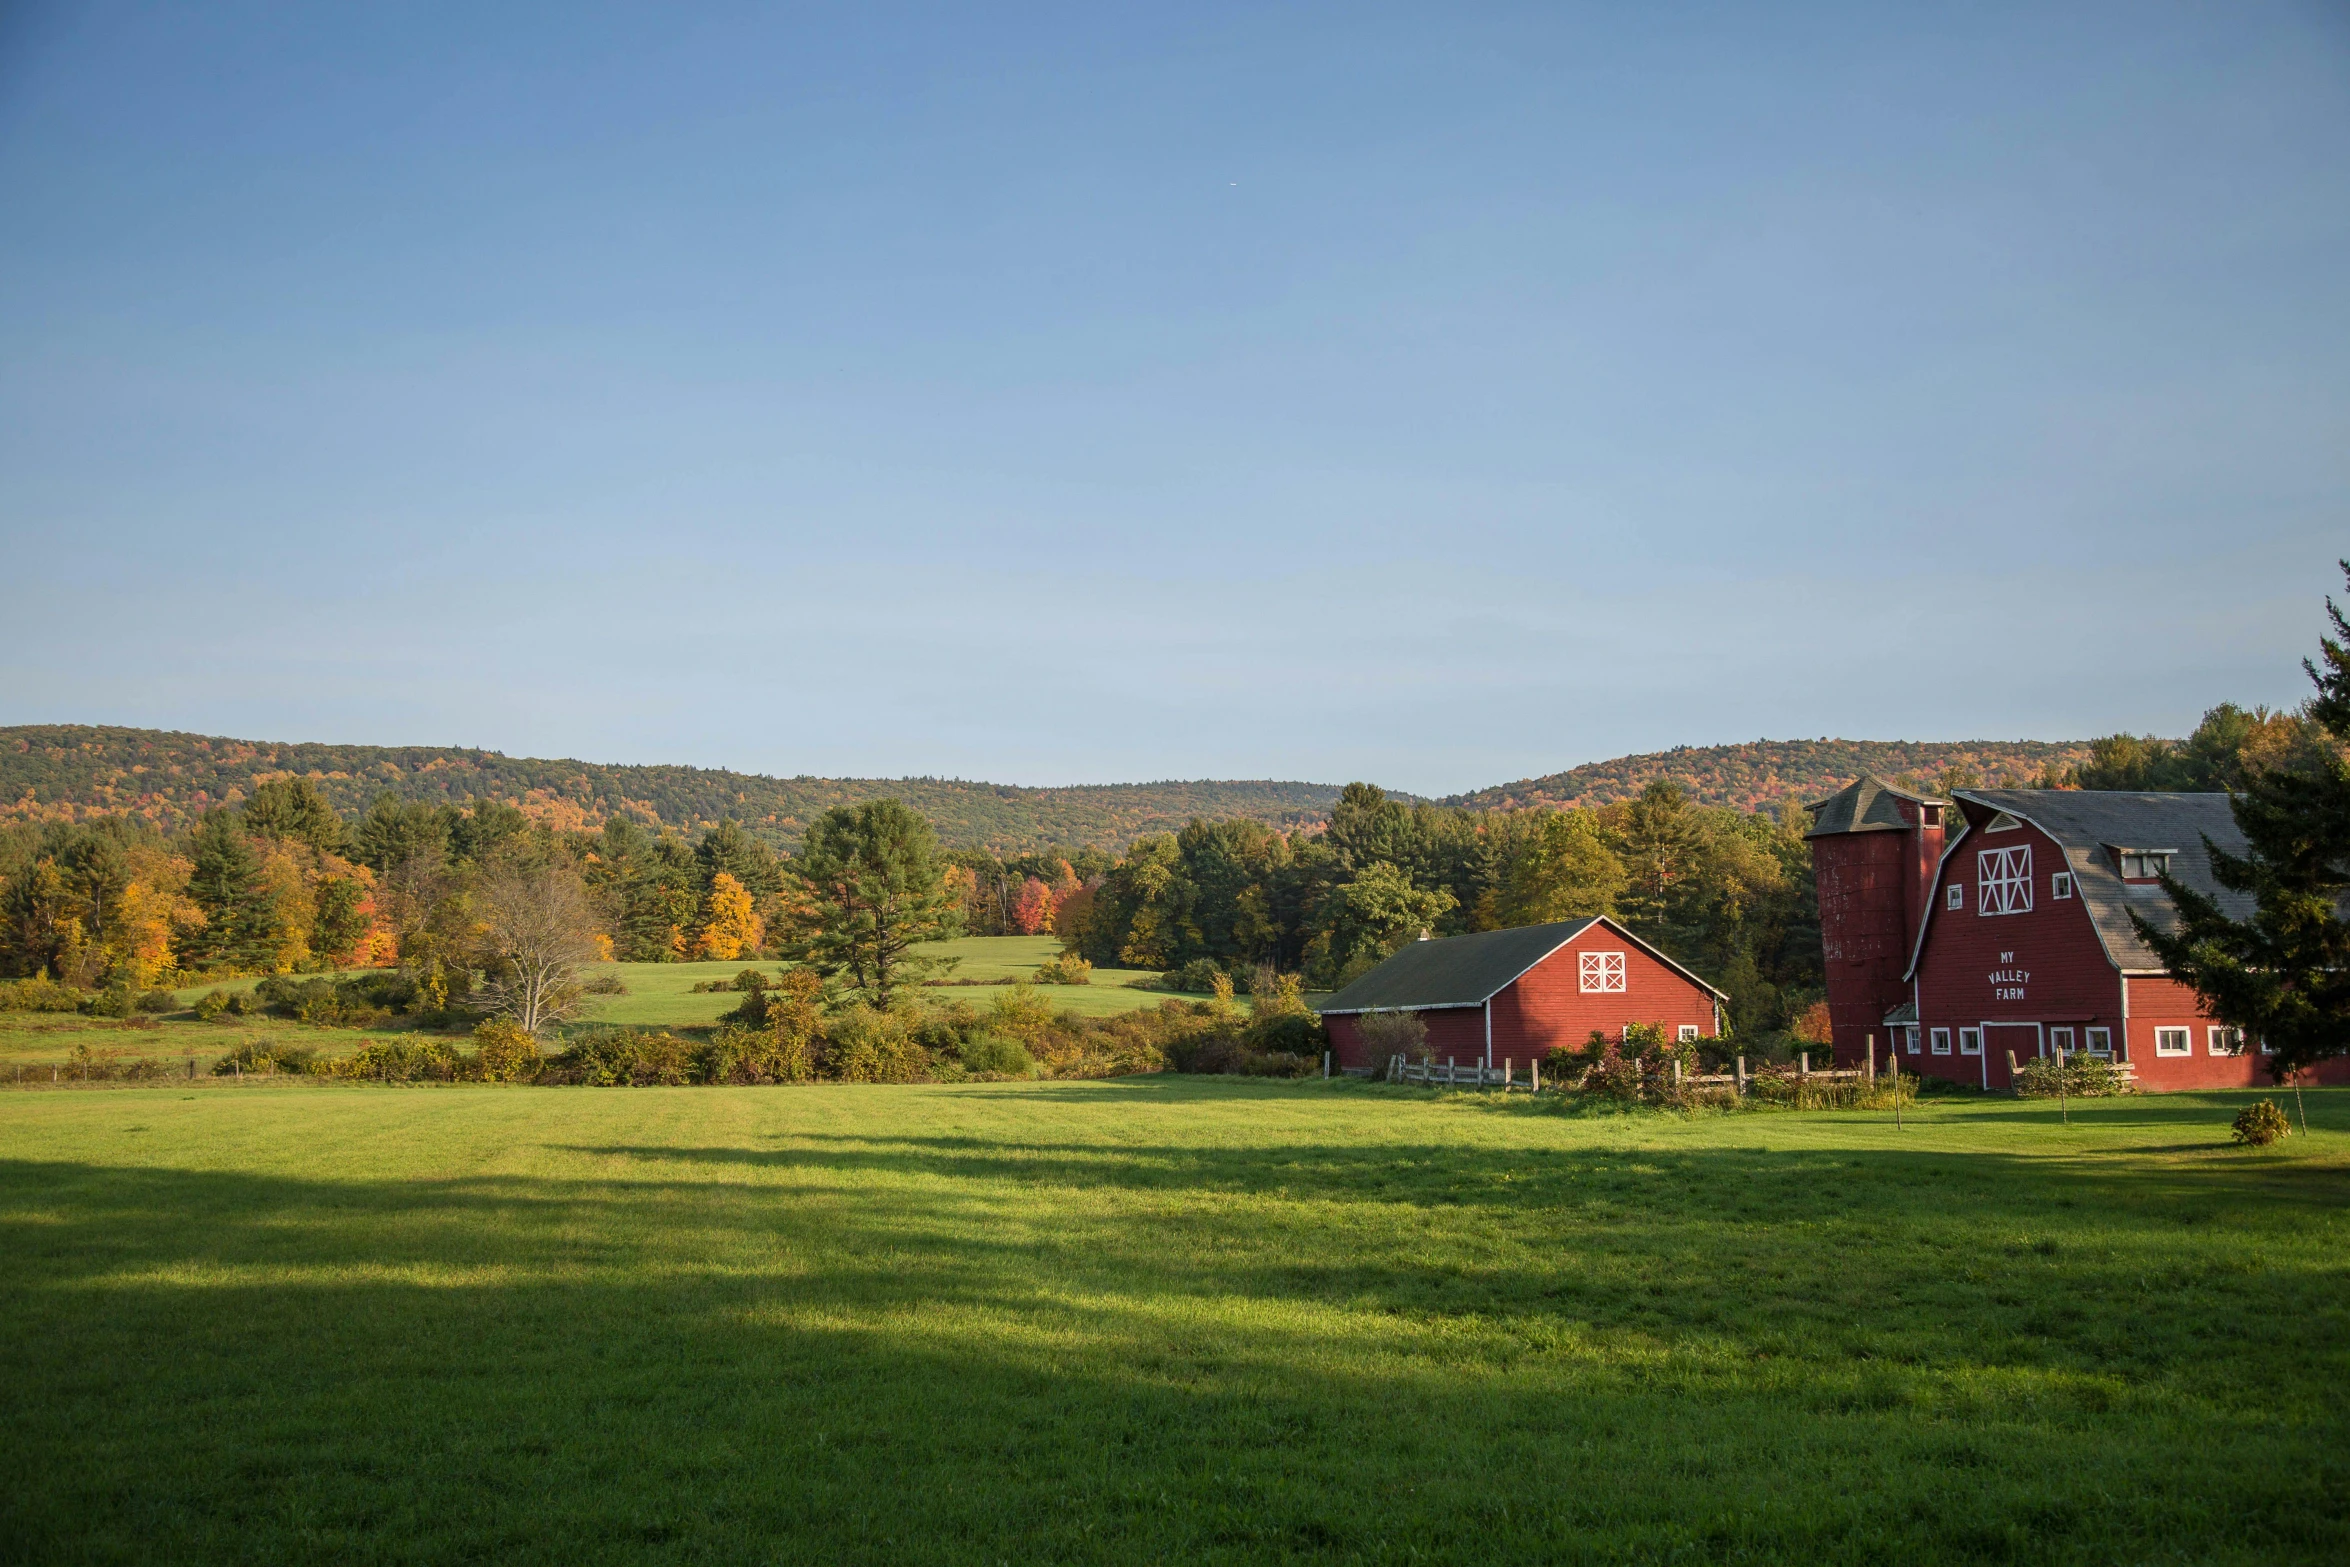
left=1367, top=1050, right=1892, bottom=1098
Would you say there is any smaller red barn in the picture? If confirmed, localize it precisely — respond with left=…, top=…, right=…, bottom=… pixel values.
left=1321, top=917, right=1724, bottom=1074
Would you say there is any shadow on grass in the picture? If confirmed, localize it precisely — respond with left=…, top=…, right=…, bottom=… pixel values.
left=3, top=1103, right=2348, bottom=1565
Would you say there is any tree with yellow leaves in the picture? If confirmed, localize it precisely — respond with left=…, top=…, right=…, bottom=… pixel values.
left=692, top=872, right=764, bottom=961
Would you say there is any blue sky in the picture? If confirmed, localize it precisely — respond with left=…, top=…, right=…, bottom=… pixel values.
left=3, top=1, right=2346, bottom=795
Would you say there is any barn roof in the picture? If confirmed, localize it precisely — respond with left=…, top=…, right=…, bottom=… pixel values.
left=1806, top=773, right=1945, bottom=838
left=1319, top=916, right=1725, bottom=1015
left=1929, top=789, right=2253, bottom=975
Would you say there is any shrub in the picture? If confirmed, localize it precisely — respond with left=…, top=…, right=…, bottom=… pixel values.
left=1034, top=953, right=1092, bottom=986
left=1357, top=1012, right=1429, bottom=1075
left=552, top=1030, right=696, bottom=1086
left=472, top=1020, right=544, bottom=1083
left=211, top=1039, right=321, bottom=1076
left=986, top=982, right=1057, bottom=1045
left=579, top=973, right=629, bottom=996
left=2014, top=1051, right=2134, bottom=1099
left=1158, top=958, right=1228, bottom=995
left=192, top=989, right=232, bottom=1022
left=824, top=1006, right=933, bottom=1083
left=1245, top=1009, right=1325, bottom=1059
left=0, top=976, right=87, bottom=1013
left=135, top=988, right=180, bottom=1014
left=696, top=1021, right=820, bottom=1084
left=58, top=1043, right=173, bottom=1081
left=323, top=1039, right=462, bottom=1082
left=958, top=1031, right=1038, bottom=1078
left=80, top=985, right=142, bottom=1019
left=2232, top=1099, right=2290, bottom=1147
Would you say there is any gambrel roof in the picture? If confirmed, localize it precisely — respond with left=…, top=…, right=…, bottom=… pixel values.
left=1920, top=789, right=2254, bottom=976
left=1318, top=916, right=1726, bottom=1015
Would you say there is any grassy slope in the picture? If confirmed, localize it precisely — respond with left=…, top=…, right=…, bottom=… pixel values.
left=0, top=939, right=1184, bottom=1068
left=1, top=1079, right=2343, bottom=1564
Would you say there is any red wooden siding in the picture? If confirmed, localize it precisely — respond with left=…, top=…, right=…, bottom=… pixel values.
left=1909, top=818, right=2120, bottom=1090
left=1327, top=1006, right=1484, bottom=1073
left=1485, top=923, right=1717, bottom=1071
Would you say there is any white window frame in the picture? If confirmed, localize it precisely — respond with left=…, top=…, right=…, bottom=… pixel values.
left=2207, top=1025, right=2243, bottom=1057
left=1578, top=951, right=1626, bottom=994
left=2051, top=871, right=2073, bottom=900
left=2117, top=850, right=2174, bottom=881
left=1677, top=1024, right=1699, bottom=1042
left=1930, top=1027, right=1952, bottom=1056
left=1959, top=1027, right=1982, bottom=1057
left=1904, top=1025, right=1920, bottom=1055
left=2084, top=1026, right=2111, bottom=1057
left=2154, top=1027, right=2191, bottom=1057
left=2259, top=1034, right=2275, bottom=1055
left=1977, top=846, right=2032, bottom=916
left=1946, top=884, right=1964, bottom=911
left=2048, top=1026, right=2075, bottom=1055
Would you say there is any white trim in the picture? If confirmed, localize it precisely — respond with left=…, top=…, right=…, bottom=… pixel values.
left=2153, top=1026, right=2191, bottom=1057
left=1977, top=845, right=2032, bottom=916
left=1958, top=1026, right=1982, bottom=1056
left=1946, top=883, right=1964, bottom=911
left=2084, top=1026, right=2112, bottom=1057
left=2048, top=1025, right=2075, bottom=1056
left=2051, top=871, right=2073, bottom=900
left=1946, top=794, right=2135, bottom=977
left=1677, top=1024, right=1700, bottom=1042
left=1484, top=999, right=1493, bottom=1068
left=1930, top=1027, right=1953, bottom=1056
left=1578, top=950, right=1627, bottom=994
left=2207, top=1025, right=2243, bottom=1057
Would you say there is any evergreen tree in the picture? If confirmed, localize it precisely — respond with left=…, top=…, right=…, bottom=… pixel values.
left=241, top=777, right=345, bottom=852
left=787, top=799, right=961, bottom=1007
left=2137, top=564, right=2350, bottom=1080
left=182, top=811, right=282, bottom=971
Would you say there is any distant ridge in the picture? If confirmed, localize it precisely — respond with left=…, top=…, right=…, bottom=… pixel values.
left=0, top=726, right=1341, bottom=854
left=1444, top=738, right=2097, bottom=815
left=1, top=726, right=2103, bottom=851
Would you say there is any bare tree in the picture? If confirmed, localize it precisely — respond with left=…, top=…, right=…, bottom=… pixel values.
left=1358, top=1011, right=1430, bottom=1076
left=471, top=862, right=604, bottom=1034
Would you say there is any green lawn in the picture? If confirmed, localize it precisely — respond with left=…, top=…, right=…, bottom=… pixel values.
left=1, top=1079, right=2344, bottom=1563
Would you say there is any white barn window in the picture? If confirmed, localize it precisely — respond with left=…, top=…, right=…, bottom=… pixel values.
left=1946, top=884, right=1963, bottom=911
left=1959, top=1027, right=1982, bottom=1056
left=2208, top=1026, right=2244, bottom=1057
left=1578, top=951, right=1626, bottom=993
left=1904, top=1026, right=1920, bottom=1055
left=1677, top=1024, right=1699, bottom=1042
left=1930, top=1028, right=1952, bottom=1055
left=1978, top=846, right=2032, bottom=916
left=2154, top=1027, right=2191, bottom=1056
left=2051, top=871, right=2073, bottom=900
left=2084, top=1027, right=2112, bottom=1056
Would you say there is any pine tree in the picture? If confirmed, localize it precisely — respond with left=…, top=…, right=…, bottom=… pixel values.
left=2137, top=563, right=2350, bottom=1080
left=182, top=811, right=283, bottom=971
left=787, top=799, right=961, bottom=1007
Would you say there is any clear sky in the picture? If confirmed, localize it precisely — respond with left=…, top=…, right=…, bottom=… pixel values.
left=3, top=2, right=2346, bottom=796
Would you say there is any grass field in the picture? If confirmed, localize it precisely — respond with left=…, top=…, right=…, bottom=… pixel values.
left=2, top=1077, right=2344, bottom=1563
left=0, top=939, right=1181, bottom=1071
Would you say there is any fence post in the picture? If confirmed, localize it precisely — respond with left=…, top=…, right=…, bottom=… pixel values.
left=1323, top=1050, right=1331, bottom=1080
left=1735, top=1055, right=1747, bottom=1095
left=1531, top=1057, right=1541, bottom=1093
left=1866, top=1035, right=1876, bottom=1085
left=1503, top=1058, right=1513, bottom=1089
left=1890, top=1050, right=1902, bottom=1131
left=1800, top=1051, right=1809, bottom=1079
left=186, top=1056, right=196, bottom=1080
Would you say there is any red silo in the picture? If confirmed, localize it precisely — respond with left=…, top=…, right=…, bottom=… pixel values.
left=1806, top=775, right=1947, bottom=1067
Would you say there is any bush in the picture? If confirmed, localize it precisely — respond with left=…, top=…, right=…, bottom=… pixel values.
left=1357, top=1012, right=1429, bottom=1075
left=79, top=984, right=142, bottom=1019
left=2232, top=1099, right=2290, bottom=1147
left=472, top=1020, right=544, bottom=1083
left=323, top=1039, right=463, bottom=1082
left=2013, top=1051, right=2134, bottom=1099
left=1158, top=958, right=1228, bottom=995
left=550, top=1030, right=697, bottom=1087
left=696, top=1021, right=820, bottom=1084
left=579, top=973, right=630, bottom=996
left=249, top=975, right=395, bottom=1029
left=1245, top=1009, right=1325, bottom=1059
left=54, top=1043, right=174, bottom=1081
left=0, top=976, right=87, bottom=1013
left=135, top=988, right=180, bottom=1014
left=958, top=1031, right=1038, bottom=1078
left=193, top=989, right=232, bottom=1022
left=1034, top=953, right=1092, bottom=986
left=693, top=970, right=770, bottom=995
left=824, top=1006, right=933, bottom=1083
left=211, top=1039, right=321, bottom=1076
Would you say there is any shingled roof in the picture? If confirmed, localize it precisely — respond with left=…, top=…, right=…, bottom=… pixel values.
left=1933, top=789, right=2252, bottom=975
left=1319, top=917, right=1725, bottom=1015
left=1806, top=773, right=1946, bottom=838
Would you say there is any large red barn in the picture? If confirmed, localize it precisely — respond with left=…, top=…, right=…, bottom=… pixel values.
left=1808, top=776, right=2350, bottom=1091
left=1321, top=917, right=1724, bottom=1075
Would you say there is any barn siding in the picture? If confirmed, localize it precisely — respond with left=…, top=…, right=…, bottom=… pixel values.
left=1813, top=828, right=1921, bottom=1067
left=1326, top=1006, right=1484, bottom=1073
left=1487, top=925, right=1717, bottom=1072
left=1910, top=820, right=2119, bottom=1091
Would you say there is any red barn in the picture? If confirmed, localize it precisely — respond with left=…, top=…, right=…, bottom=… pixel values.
left=1809, top=777, right=2350, bottom=1091
left=1321, top=917, right=1725, bottom=1075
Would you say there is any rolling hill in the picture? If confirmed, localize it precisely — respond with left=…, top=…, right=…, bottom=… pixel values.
left=0, top=727, right=1340, bottom=854
left=1445, top=738, right=2097, bottom=814
left=1, top=727, right=2104, bottom=852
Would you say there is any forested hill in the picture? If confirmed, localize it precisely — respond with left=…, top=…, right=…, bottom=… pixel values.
left=0, top=727, right=1341, bottom=853
left=1447, top=738, right=2097, bottom=814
